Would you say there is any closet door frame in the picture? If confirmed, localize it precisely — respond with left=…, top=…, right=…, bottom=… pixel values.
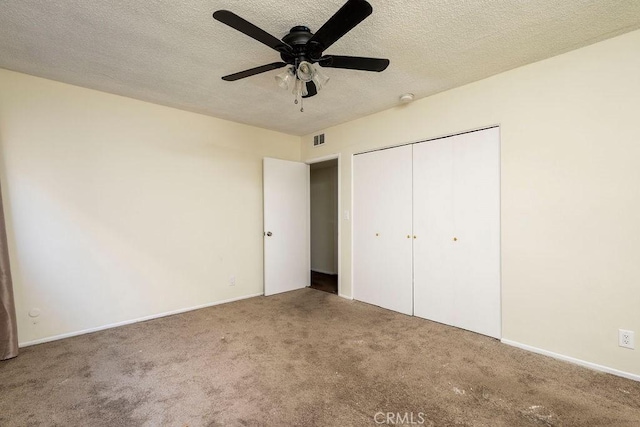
left=351, top=126, right=501, bottom=337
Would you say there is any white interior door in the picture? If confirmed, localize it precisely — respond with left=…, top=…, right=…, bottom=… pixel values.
left=263, top=158, right=310, bottom=296
left=413, top=128, right=501, bottom=338
left=353, top=145, right=413, bottom=315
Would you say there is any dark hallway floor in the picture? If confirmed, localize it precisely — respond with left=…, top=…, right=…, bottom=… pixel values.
left=310, top=270, right=338, bottom=294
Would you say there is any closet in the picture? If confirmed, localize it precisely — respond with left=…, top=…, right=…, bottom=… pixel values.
left=353, top=127, right=500, bottom=338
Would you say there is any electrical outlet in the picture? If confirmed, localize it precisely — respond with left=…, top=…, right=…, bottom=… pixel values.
left=619, top=329, right=635, bottom=349
left=229, top=276, right=236, bottom=286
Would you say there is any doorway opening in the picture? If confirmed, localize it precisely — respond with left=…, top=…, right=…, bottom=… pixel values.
left=309, top=158, right=339, bottom=294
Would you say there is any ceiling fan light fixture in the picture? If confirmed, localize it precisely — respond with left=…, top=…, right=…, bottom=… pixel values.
left=292, top=78, right=308, bottom=97
left=312, top=66, right=330, bottom=91
left=296, top=61, right=316, bottom=82
left=275, top=66, right=295, bottom=90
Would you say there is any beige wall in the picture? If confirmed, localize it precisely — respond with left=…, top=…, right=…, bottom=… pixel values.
left=0, top=69, right=299, bottom=344
left=301, top=30, right=640, bottom=376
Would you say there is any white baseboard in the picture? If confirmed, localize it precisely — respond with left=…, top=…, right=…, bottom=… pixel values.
left=19, top=292, right=264, bottom=348
left=501, top=339, right=639, bottom=382
left=338, top=293, right=353, bottom=300
left=311, top=268, right=338, bottom=275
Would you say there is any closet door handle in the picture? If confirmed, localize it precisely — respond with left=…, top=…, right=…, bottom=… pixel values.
left=453, top=237, right=457, bottom=241
left=265, top=231, right=273, bottom=237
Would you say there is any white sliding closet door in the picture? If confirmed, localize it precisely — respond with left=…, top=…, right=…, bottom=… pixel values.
left=353, top=145, right=413, bottom=315
left=413, top=128, right=501, bottom=338
left=452, top=129, right=501, bottom=338
left=412, top=138, right=456, bottom=326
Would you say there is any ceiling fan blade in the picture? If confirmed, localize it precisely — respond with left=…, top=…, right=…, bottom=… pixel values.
left=308, top=0, right=372, bottom=52
left=319, top=55, right=389, bottom=72
left=222, top=62, right=288, bottom=81
left=213, top=10, right=292, bottom=54
left=302, top=81, right=318, bottom=98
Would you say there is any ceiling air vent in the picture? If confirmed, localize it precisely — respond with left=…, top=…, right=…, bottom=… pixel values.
left=313, top=134, right=325, bottom=147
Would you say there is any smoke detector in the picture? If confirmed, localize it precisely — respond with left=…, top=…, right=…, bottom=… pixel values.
left=399, top=93, right=415, bottom=103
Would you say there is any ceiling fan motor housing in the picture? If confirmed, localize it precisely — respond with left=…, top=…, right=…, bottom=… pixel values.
left=281, top=26, right=323, bottom=64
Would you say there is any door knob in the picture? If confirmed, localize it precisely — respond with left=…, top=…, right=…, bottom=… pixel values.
left=453, top=237, right=457, bottom=241
left=266, top=231, right=273, bottom=237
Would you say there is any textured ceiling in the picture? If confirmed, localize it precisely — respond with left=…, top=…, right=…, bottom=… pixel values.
left=1, top=1, right=639, bottom=136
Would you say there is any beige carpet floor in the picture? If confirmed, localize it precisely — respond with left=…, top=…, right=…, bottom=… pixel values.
left=1, top=288, right=638, bottom=426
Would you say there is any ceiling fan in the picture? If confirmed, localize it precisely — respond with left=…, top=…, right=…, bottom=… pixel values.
left=213, top=0, right=390, bottom=110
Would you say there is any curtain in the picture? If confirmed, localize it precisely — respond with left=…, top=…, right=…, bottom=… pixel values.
left=0, top=183, right=18, bottom=360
